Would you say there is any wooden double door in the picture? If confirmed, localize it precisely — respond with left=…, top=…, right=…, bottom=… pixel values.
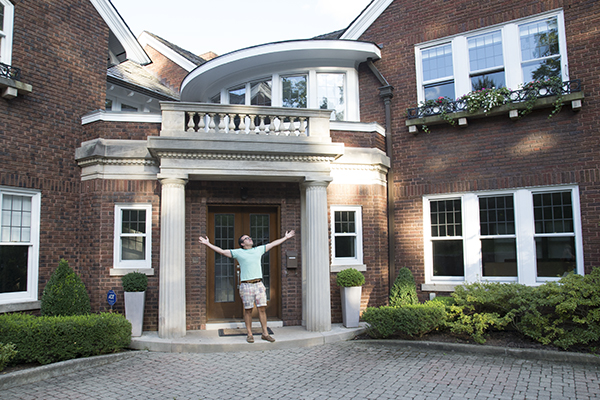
left=207, top=206, right=280, bottom=321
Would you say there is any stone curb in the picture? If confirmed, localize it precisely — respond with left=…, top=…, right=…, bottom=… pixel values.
left=356, top=339, right=600, bottom=365
left=0, top=351, right=143, bottom=390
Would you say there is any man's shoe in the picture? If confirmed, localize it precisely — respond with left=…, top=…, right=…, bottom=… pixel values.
left=261, top=334, right=275, bottom=342
left=246, top=335, right=254, bottom=343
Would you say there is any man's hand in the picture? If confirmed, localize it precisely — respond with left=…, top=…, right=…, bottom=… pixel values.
left=199, top=236, right=210, bottom=245
left=285, top=230, right=295, bottom=239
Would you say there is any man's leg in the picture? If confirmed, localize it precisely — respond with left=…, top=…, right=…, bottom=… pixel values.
left=257, top=306, right=268, bottom=335
left=244, top=307, right=254, bottom=339
left=257, top=306, right=275, bottom=342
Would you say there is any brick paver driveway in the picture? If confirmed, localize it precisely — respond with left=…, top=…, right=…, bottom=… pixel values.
left=2, top=341, right=599, bottom=399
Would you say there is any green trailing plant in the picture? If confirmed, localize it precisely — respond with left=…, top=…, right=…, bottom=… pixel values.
left=459, top=86, right=511, bottom=114
left=362, top=303, right=446, bottom=338
left=0, top=313, right=131, bottom=365
left=41, top=259, right=91, bottom=317
left=519, top=76, right=564, bottom=118
left=336, top=268, right=365, bottom=287
left=389, top=267, right=418, bottom=307
left=0, top=342, right=17, bottom=372
left=121, top=271, right=148, bottom=292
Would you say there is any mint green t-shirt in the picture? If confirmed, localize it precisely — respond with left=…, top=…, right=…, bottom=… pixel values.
left=230, top=245, right=266, bottom=281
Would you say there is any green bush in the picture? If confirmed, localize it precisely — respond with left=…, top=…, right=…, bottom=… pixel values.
left=121, top=271, right=148, bottom=292
left=516, top=269, right=600, bottom=349
left=336, top=268, right=365, bottom=287
left=389, top=267, right=418, bottom=307
left=0, top=313, right=131, bottom=365
left=41, top=259, right=91, bottom=316
left=0, top=342, right=17, bottom=372
left=362, top=303, right=446, bottom=338
left=445, top=281, right=534, bottom=344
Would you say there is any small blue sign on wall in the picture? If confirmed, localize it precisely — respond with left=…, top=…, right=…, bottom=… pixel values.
left=107, top=290, right=116, bottom=306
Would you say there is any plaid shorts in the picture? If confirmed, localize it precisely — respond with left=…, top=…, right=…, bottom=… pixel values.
left=239, top=281, right=267, bottom=309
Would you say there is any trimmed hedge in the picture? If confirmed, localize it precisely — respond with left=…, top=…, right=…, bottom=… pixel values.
left=447, top=268, right=600, bottom=349
left=389, top=267, right=418, bottom=307
left=41, top=259, right=91, bottom=316
left=0, top=342, right=17, bottom=371
left=121, top=272, right=148, bottom=292
left=336, top=268, right=365, bottom=287
left=0, top=313, right=131, bottom=365
left=362, top=303, right=446, bottom=338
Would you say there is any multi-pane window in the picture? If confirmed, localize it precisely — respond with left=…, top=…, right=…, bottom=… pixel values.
left=468, top=31, right=505, bottom=90
left=317, top=73, right=345, bottom=121
left=250, top=79, right=272, bottom=106
left=520, top=17, right=561, bottom=82
left=533, top=191, right=575, bottom=278
left=422, top=44, right=455, bottom=101
left=430, top=199, right=463, bottom=277
left=479, top=196, right=517, bottom=277
left=0, top=188, right=40, bottom=304
left=113, top=204, right=152, bottom=269
left=416, top=11, right=567, bottom=102
left=282, top=75, right=307, bottom=108
left=330, top=206, right=364, bottom=270
left=228, top=85, right=246, bottom=105
left=424, top=186, right=582, bottom=286
left=214, top=214, right=235, bottom=302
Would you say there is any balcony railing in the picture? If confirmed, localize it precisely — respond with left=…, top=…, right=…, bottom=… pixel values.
left=406, top=79, right=584, bottom=133
left=0, top=62, right=21, bottom=81
left=160, top=102, right=332, bottom=139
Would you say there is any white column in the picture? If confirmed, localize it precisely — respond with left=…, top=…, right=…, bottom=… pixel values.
left=158, top=177, right=187, bottom=338
left=302, top=180, right=331, bottom=332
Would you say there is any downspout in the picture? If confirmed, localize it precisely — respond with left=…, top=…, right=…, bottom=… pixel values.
left=366, top=59, right=396, bottom=296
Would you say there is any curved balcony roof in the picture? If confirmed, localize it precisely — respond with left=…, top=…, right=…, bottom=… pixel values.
left=180, top=40, right=381, bottom=102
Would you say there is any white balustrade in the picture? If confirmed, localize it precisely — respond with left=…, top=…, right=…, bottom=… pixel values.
left=161, top=102, right=331, bottom=138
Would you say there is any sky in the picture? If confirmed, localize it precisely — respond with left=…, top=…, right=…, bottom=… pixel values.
left=110, top=0, right=373, bottom=57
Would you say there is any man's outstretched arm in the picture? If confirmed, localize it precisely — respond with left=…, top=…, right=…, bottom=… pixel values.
left=199, top=236, right=233, bottom=258
left=265, top=230, right=295, bottom=252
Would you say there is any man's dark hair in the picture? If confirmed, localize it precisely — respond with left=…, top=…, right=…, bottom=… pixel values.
left=238, top=235, right=247, bottom=247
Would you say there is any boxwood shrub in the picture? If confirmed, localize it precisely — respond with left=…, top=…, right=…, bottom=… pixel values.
left=362, top=303, right=446, bottom=338
left=0, top=313, right=131, bottom=365
left=389, top=267, right=418, bottom=307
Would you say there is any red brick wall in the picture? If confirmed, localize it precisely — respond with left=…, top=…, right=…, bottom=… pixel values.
left=142, top=45, right=190, bottom=92
left=80, top=179, right=161, bottom=330
left=357, top=0, right=600, bottom=295
left=327, top=183, right=389, bottom=323
left=0, top=0, right=108, bottom=297
left=330, top=129, right=386, bottom=152
left=82, top=121, right=161, bottom=142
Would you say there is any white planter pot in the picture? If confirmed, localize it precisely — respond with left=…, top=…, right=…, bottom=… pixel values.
left=124, top=291, right=145, bottom=337
left=340, top=286, right=362, bottom=328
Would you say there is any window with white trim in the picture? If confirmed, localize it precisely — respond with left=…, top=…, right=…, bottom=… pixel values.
left=0, top=187, right=41, bottom=305
left=113, top=204, right=152, bottom=270
left=0, top=0, right=14, bottom=65
left=330, top=206, right=364, bottom=271
left=213, top=69, right=355, bottom=121
left=423, top=186, right=583, bottom=287
left=415, top=10, right=568, bottom=102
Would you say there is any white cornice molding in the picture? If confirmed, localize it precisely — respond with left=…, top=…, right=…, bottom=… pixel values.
left=81, top=110, right=162, bottom=125
left=330, top=121, right=385, bottom=136
left=138, top=32, right=197, bottom=72
left=89, top=0, right=151, bottom=65
left=156, top=151, right=336, bottom=163
left=340, top=0, right=395, bottom=40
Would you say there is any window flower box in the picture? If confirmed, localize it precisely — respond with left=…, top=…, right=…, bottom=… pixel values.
left=406, top=79, right=584, bottom=134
